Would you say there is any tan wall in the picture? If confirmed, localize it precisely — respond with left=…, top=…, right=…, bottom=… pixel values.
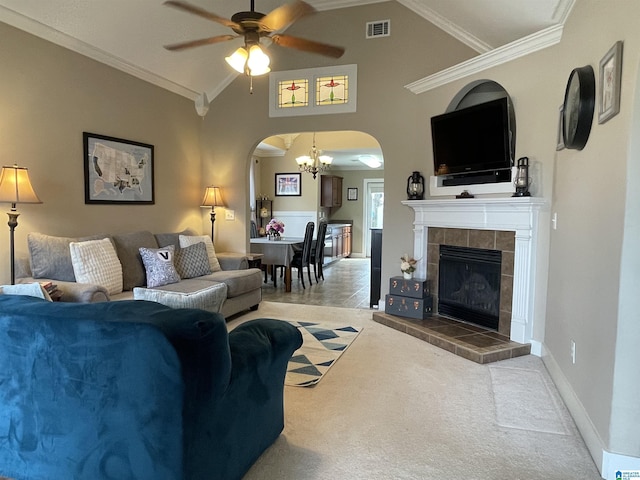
left=0, top=22, right=203, bottom=283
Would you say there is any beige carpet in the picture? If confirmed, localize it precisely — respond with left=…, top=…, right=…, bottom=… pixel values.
left=228, top=302, right=601, bottom=480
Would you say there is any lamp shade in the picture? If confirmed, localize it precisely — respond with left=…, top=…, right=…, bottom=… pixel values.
left=201, top=186, right=226, bottom=208
left=0, top=165, right=42, bottom=206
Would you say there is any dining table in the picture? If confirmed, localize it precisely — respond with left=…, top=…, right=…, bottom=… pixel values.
left=250, top=237, right=304, bottom=292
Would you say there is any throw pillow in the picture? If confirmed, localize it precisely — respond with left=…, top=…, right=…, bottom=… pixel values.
left=139, top=245, right=180, bottom=288
left=179, top=235, right=221, bottom=272
left=28, top=232, right=112, bottom=281
left=69, top=238, right=123, bottom=295
left=174, top=242, right=211, bottom=279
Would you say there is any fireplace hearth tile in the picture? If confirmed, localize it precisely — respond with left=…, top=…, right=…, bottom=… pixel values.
left=372, top=312, right=530, bottom=364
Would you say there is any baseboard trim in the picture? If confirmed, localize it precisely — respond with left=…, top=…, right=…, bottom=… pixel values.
left=539, top=343, right=640, bottom=479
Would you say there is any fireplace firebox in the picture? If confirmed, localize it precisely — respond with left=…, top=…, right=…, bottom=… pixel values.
left=438, top=245, right=502, bottom=330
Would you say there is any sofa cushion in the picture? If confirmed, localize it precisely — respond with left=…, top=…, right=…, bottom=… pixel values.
left=155, top=229, right=196, bottom=250
left=27, top=232, right=110, bottom=281
left=139, top=245, right=180, bottom=288
left=174, top=242, right=211, bottom=279
left=201, top=268, right=263, bottom=298
left=70, top=238, right=124, bottom=295
left=180, top=234, right=221, bottom=272
left=112, top=231, right=158, bottom=290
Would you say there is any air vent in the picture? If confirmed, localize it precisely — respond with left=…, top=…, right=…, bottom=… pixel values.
left=366, top=20, right=390, bottom=39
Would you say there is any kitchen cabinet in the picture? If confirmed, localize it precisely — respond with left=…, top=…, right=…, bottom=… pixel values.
left=321, top=175, right=343, bottom=208
left=324, top=223, right=351, bottom=264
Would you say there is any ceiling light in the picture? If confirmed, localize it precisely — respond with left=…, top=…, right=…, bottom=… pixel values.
left=225, top=44, right=270, bottom=76
left=296, top=133, right=332, bottom=179
left=358, top=155, right=382, bottom=169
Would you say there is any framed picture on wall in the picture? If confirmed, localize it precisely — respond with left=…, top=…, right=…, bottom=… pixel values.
left=275, top=172, right=302, bottom=196
left=83, top=132, right=154, bottom=204
left=347, top=187, right=358, bottom=201
left=598, top=40, right=623, bottom=124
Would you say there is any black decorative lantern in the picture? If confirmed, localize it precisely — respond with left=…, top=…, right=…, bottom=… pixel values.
left=406, top=171, right=425, bottom=200
left=512, top=157, right=531, bottom=197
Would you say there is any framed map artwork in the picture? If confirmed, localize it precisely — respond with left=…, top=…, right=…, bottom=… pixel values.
left=83, top=132, right=154, bottom=204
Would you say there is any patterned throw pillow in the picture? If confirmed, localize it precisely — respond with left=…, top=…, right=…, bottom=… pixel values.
left=179, top=235, right=221, bottom=272
left=174, top=242, right=211, bottom=279
left=139, top=245, right=180, bottom=288
left=69, top=238, right=123, bottom=295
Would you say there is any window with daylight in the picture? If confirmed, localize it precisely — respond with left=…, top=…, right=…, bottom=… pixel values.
left=278, top=79, right=309, bottom=108
left=316, top=75, right=348, bottom=106
left=269, top=64, right=357, bottom=117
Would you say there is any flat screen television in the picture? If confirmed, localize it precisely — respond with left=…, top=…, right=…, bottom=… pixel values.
left=430, top=97, right=513, bottom=178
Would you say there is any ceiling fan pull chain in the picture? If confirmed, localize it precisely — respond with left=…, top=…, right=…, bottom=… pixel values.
left=250, top=75, right=254, bottom=95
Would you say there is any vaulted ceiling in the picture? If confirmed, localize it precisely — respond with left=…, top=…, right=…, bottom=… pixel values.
left=0, top=0, right=573, bottom=101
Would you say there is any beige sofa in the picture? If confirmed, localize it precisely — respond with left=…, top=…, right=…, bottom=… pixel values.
left=17, top=230, right=263, bottom=318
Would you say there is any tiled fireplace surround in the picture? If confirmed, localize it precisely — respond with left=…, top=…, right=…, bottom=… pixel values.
left=400, top=197, right=548, bottom=354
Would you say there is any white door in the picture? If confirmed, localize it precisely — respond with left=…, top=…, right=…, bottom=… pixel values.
left=363, top=179, right=384, bottom=256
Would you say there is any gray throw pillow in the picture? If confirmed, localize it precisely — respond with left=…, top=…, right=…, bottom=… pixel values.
left=28, top=232, right=112, bottom=281
left=112, top=231, right=159, bottom=290
left=174, top=242, right=211, bottom=279
left=139, top=245, right=180, bottom=288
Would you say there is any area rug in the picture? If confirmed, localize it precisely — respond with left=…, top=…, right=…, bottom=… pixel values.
left=489, top=365, right=570, bottom=435
left=286, top=321, right=363, bottom=387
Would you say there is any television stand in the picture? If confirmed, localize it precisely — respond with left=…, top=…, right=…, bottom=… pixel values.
left=441, top=169, right=511, bottom=187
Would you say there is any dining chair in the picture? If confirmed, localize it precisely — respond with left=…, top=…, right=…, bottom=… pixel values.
left=250, top=220, right=259, bottom=238
left=310, top=220, right=327, bottom=282
left=290, top=221, right=315, bottom=289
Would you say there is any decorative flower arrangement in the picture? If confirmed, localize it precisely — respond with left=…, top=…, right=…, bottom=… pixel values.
left=400, top=254, right=417, bottom=275
left=266, top=219, right=285, bottom=237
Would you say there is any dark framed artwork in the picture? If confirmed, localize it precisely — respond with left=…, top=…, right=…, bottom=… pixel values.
left=347, top=187, right=358, bottom=201
left=598, top=40, right=623, bottom=124
left=83, top=132, right=154, bottom=204
left=275, top=173, right=301, bottom=196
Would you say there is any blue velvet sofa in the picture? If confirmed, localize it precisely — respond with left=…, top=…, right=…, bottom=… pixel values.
left=0, top=295, right=302, bottom=480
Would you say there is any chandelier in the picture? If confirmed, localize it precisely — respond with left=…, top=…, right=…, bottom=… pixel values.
left=295, top=133, right=333, bottom=179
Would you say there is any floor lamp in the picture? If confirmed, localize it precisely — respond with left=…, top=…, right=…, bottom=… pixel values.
left=201, top=186, right=226, bottom=245
left=0, top=165, right=42, bottom=284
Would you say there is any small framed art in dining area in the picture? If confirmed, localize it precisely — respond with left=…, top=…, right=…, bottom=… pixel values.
left=275, top=173, right=301, bottom=196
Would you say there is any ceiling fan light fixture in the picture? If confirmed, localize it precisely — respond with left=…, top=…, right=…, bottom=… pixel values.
left=247, top=44, right=270, bottom=76
left=225, top=47, right=248, bottom=73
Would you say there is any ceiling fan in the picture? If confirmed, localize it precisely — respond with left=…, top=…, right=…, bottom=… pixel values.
left=163, top=0, right=345, bottom=77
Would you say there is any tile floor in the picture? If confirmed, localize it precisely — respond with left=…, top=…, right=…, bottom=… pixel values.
left=259, top=257, right=371, bottom=308
left=257, top=257, right=530, bottom=363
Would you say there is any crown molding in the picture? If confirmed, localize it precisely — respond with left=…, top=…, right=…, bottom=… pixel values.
left=0, top=5, right=198, bottom=100
left=397, top=0, right=491, bottom=53
left=405, top=23, right=564, bottom=95
left=310, top=0, right=388, bottom=11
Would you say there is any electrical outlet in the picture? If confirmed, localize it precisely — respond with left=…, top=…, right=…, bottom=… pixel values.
left=225, top=209, right=235, bottom=220
left=571, top=340, right=576, bottom=364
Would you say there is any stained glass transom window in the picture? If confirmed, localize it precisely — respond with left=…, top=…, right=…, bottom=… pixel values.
left=278, top=79, right=309, bottom=108
left=316, top=75, right=349, bottom=106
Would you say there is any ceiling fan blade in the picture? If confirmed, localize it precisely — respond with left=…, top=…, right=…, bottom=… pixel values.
left=260, top=0, right=315, bottom=32
left=164, top=34, right=238, bottom=51
left=163, top=1, right=240, bottom=30
left=271, top=34, right=345, bottom=58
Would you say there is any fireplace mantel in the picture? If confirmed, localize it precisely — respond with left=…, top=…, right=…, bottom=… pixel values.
left=402, top=197, right=549, bottom=353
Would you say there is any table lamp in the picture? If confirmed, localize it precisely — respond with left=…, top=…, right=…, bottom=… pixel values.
left=0, top=164, right=42, bottom=284
left=201, top=186, right=226, bottom=244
